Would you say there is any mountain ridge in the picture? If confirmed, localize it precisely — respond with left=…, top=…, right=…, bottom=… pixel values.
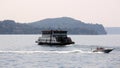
left=0, top=17, right=107, bottom=35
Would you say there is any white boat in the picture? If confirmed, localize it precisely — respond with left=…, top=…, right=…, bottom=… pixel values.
left=36, top=30, right=75, bottom=46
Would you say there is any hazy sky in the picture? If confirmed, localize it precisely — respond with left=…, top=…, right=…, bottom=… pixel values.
left=0, top=0, right=120, bottom=27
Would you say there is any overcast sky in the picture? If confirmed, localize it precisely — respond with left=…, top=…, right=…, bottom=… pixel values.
left=0, top=0, right=120, bottom=27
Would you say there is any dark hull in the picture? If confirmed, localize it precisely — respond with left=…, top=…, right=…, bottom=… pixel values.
left=38, top=42, right=75, bottom=46
left=104, top=49, right=113, bottom=53
left=93, top=49, right=113, bottom=53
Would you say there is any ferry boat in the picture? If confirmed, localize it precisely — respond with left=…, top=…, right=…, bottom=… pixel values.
left=36, top=30, right=75, bottom=46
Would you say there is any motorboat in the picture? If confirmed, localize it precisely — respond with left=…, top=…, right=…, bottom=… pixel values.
left=93, top=47, right=114, bottom=53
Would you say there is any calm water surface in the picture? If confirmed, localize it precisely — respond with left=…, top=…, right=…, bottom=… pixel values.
left=0, top=35, right=120, bottom=68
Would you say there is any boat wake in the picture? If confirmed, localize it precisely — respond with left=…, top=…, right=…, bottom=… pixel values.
left=0, top=50, right=99, bottom=54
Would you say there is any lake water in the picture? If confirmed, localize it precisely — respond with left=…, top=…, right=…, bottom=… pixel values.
left=0, top=35, right=120, bottom=68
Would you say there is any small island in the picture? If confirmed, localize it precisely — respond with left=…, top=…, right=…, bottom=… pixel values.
left=0, top=17, right=107, bottom=35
